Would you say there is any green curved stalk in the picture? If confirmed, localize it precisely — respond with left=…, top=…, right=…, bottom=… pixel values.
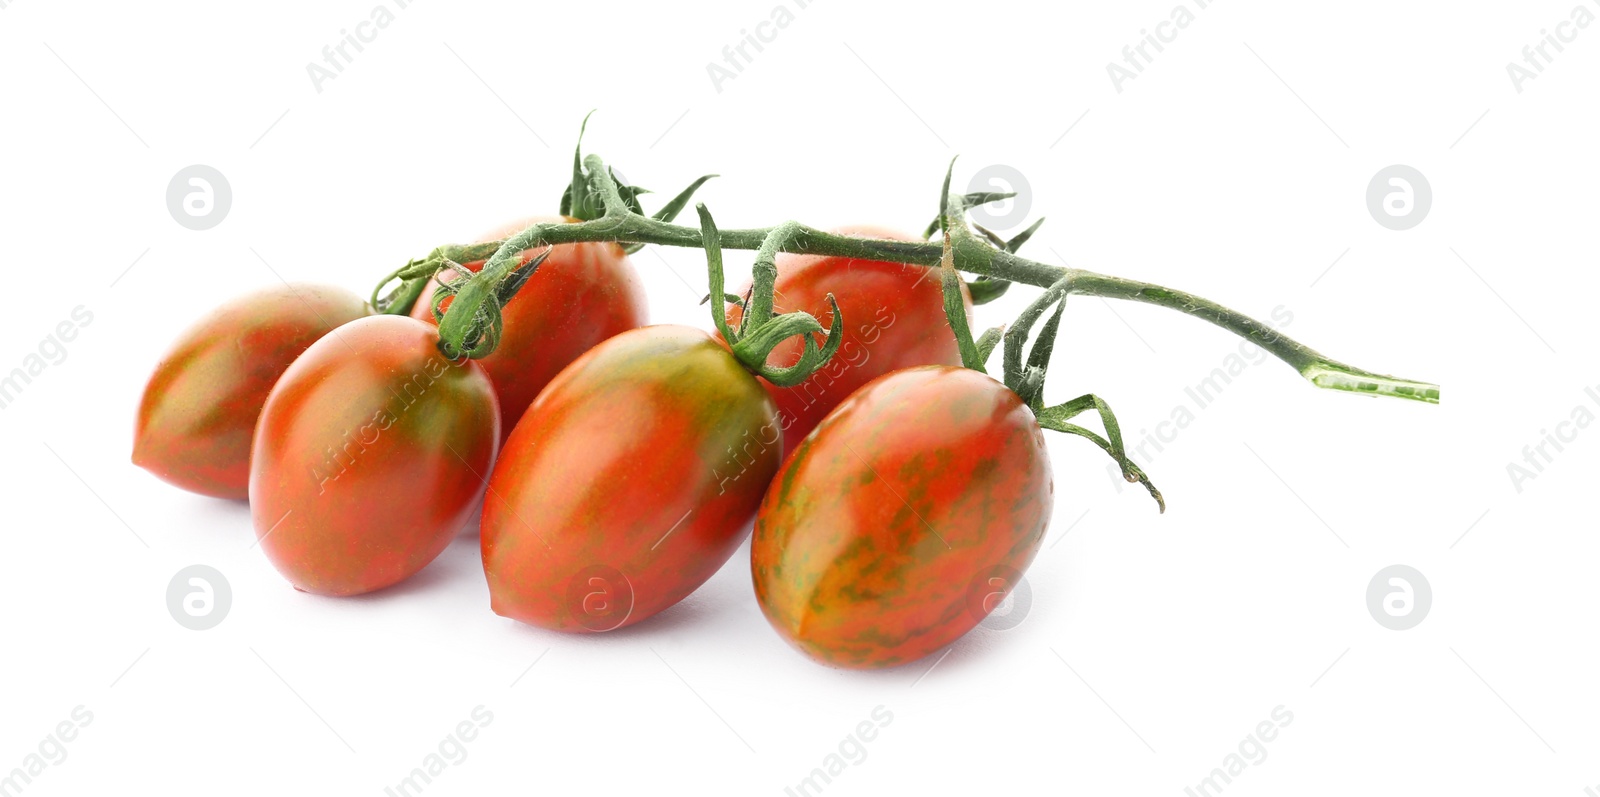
left=431, top=155, right=1438, bottom=403
left=1067, top=272, right=1440, bottom=404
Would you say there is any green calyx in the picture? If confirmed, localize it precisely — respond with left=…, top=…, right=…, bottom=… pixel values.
left=699, top=206, right=844, bottom=387
left=432, top=249, right=551, bottom=360
left=925, top=190, right=1046, bottom=306
left=366, top=238, right=551, bottom=361
left=561, top=111, right=716, bottom=254
left=369, top=241, right=505, bottom=315
left=370, top=117, right=719, bottom=360
left=933, top=159, right=1164, bottom=512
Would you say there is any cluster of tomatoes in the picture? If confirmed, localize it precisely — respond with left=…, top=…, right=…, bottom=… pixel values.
left=135, top=187, right=1083, bottom=670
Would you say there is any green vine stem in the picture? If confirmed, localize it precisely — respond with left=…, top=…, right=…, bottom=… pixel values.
left=370, top=241, right=504, bottom=314
left=397, top=154, right=1438, bottom=404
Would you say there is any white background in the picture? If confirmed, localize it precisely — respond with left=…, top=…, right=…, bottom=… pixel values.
left=2, top=1, right=1597, bottom=795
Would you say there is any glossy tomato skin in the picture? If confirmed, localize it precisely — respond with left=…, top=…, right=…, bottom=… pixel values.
left=752, top=366, right=1052, bottom=669
left=250, top=315, right=499, bottom=596
left=134, top=284, right=370, bottom=499
left=482, top=325, right=780, bottom=632
left=412, top=215, right=647, bottom=443
left=725, top=226, right=971, bottom=458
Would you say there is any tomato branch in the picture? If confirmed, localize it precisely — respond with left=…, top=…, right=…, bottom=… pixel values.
left=385, top=154, right=1438, bottom=405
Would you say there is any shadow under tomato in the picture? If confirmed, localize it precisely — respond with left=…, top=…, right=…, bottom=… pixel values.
left=178, top=492, right=251, bottom=530
left=907, top=629, right=1024, bottom=679
left=454, top=498, right=486, bottom=540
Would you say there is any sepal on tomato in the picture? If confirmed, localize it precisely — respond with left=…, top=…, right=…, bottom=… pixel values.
left=696, top=205, right=847, bottom=388
left=561, top=112, right=716, bottom=247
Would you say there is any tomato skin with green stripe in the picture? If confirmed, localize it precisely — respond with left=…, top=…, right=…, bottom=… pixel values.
left=249, top=315, right=500, bottom=596
left=481, top=325, right=781, bottom=632
left=752, top=365, right=1052, bottom=669
left=134, top=284, right=370, bottom=499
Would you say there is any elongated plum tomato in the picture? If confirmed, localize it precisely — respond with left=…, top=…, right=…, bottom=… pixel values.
left=725, top=226, right=971, bottom=457
left=412, top=215, right=647, bottom=442
left=133, top=284, right=370, bottom=499
left=752, top=365, right=1052, bottom=668
left=250, top=315, right=499, bottom=596
left=481, top=325, right=780, bottom=632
